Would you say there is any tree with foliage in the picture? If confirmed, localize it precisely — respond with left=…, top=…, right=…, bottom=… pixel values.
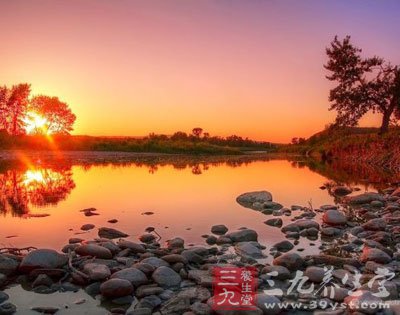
left=192, top=127, right=203, bottom=138
left=0, top=83, right=31, bottom=135
left=30, top=95, right=76, bottom=135
left=325, top=36, right=400, bottom=133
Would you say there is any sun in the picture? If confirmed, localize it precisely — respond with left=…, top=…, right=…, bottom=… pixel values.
left=23, top=111, right=50, bottom=135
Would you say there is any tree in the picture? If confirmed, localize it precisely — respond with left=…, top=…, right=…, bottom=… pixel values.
left=325, top=36, right=400, bottom=133
left=192, top=127, right=203, bottom=138
left=30, top=95, right=76, bottom=135
left=0, top=83, right=31, bottom=135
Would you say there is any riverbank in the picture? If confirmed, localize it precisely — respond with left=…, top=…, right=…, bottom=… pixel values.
left=282, top=127, right=400, bottom=172
left=1, top=187, right=400, bottom=314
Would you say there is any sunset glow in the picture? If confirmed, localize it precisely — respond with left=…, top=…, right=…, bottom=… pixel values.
left=1, top=0, right=399, bottom=142
left=23, top=111, right=49, bottom=135
left=23, top=169, right=46, bottom=186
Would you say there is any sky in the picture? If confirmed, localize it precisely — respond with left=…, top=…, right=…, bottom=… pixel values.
left=0, top=0, right=399, bottom=142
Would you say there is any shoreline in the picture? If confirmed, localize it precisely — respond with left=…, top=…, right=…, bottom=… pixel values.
left=1, top=188, right=400, bottom=314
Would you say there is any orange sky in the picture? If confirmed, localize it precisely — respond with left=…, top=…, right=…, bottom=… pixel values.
left=0, top=1, right=399, bottom=142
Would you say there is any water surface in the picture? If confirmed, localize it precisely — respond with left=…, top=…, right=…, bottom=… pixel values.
left=0, top=151, right=379, bottom=252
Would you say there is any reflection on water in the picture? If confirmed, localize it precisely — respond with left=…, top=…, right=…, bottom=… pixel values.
left=0, top=151, right=397, bottom=250
left=0, top=167, right=75, bottom=216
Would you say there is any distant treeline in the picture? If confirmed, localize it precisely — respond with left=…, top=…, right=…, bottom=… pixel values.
left=0, top=129, right=275, bottom=155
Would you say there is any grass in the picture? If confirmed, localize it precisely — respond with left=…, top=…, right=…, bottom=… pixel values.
left=281, top=126, right=400, bottom=170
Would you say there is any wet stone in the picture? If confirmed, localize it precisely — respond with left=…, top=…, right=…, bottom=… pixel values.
left=81, top=224, right=95, bottom=231
left=0, top=303, right=17, bottom=315
left=0, top=291, right=9, bottom=304
left=111, top=268, right=148, bottom=287
left=211, top=225, right=228, bottom=235
left=152, top=266, right=182, bottom=288
left=98, top=227, right=128, bottom=239
left=264, top=218, right=283, bottom=227
left=100, top=278, right=134, bottom=298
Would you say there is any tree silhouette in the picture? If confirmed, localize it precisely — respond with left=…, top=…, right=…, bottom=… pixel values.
left=0, top=83, right=31, bottom=135
left=325, top=36, right=400, bottom=133
left=30, top=95, right=76, bottom=135
left=192, top=127, right=203, bottom=138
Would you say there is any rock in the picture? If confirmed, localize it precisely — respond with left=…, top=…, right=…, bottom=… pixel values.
left=190, top=302, right=211, bottom=315
left=139, top=234, right=156, bottom=243
left=32, top=274, right=53, bottom=287
left=83, top=263, right=111, bottom=281
left=100, top=278, right=133, bottom=298
left=108, top=219, right=118, bottom=223
left=167, top=237, right=185, bottom=249
left=362, top=218, right=386, bottom=231
left=391, top=187, right=400, bottom=197
left=19, top=249, right=67, bottom=272
left=255, top=293, right=281, bottom=315
left=320, top=204, right=338, bottom=211
left=75, top=244, right=113, bottom=259
left=226, top=229, right=258, bottom=242
left=0, top=291, right=9, bottom=304
left=216, top=236, right=232, bottom=245
left=321, top=227, right=342, bottom=237
left=236, top=191, right=273, bottom=209
left=159, top=295, right=190, bottom=314
left=304, top=227, right=319, bottom=237
left=322, top=210, right=347, bottom=226
left=282, top=219, right=319, bottom=235
left=162, top=254, right=188, bottom=264
left=371, top=200, right=384, bottom=208
left=133, top=263, right=156, bottom=275
left=152, top=266, right=181, bottom=288
left=85, top=282, right=101, bottom=296
left=206, top=235, right=217, bottom=245
left=111, top=268, right=148, bottom=287
left=346, top=192, right=385, bottom=205
left=304, top=266, right=325, bottom=283
left=360, top=247, right=391, bottom=264
left=98, top=227, right=128, bottom=239
left=117, top=240, right=146, bottom=253
left=311, top=254, right=360, bottom=268
left=211, top=225, right=228, bottom=235
left=178, top=286, right=211, bottom=302
left=0, top=255, right=19, bottom=276
left=141, top=257, right=169, bottom=268
left=188, top=270, right=213, bottom=287
left=264, top=218, right=283, bottom=227
left=262, top=265, right=291, bottom=280
left=344, top=290, right=384, bottom=314
left=136, top=284, right=164, bottom=298
left=272, top=240, right=294, bottom=252
left=321, top=286, right=349, bottom=302
left=332, top=186, right=352, bottom=196
left=273, top=252, right=304, bottom=271
left=81, top=224, right=95, bottom=231
left=235, top=242, right=264, bottom=258
left=263, top=201, right=283, bottom=210
left=0, top=303, right=17, bottom=315
left=99, top=240, right=120, bottom=254
left=81, top=208, right=99, bottom=216
left=181, top=250, right=204, bottom=264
